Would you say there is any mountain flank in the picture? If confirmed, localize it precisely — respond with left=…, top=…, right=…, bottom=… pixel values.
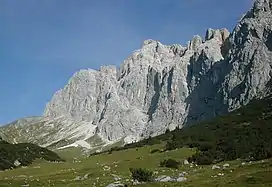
left=1, top=0, right=272, bottom=151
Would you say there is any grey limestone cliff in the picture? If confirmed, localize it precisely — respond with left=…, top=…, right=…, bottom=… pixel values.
left=43, top=28, right=229, bottom=143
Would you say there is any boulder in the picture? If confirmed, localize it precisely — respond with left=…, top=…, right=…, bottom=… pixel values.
left=106, top=183, right=125, bottom=187
left=155, top=175, right=175, bottom=182
left=183, top=160, right=189, bottom=165
left=176, top=177, right=187, bottom=182
left=223, top=163, right=230, bottom=168
left=14, top=160, right=21, bottom=167
left=212, top=165, right=221, bottom=170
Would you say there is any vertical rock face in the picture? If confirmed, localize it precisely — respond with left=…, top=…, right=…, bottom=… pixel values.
left=44, top=39, right=192, bottom=141
left=44, top=31, right=227, bottom=142
left=2, top=0, right=272, bottom=149
left=221, top=0, right=272, bottom=110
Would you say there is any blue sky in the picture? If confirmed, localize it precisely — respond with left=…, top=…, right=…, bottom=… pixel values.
left=0, top=0, right=252, bottom=124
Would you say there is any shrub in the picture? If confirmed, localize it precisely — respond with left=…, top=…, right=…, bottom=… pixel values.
left=165, top=141, right=179, bottom=151
left=187, top=141, right=199, bottom=148
left=188, top=151, right=213, bottom=165
left=197, top=141, right=214, bottom=151
left=129, top=168, right=153, bottom=182
left=250, top=145, right=272, bottom=161
left=160, top=159, right=180, bottom=169
left=150, top=149, right=160, bottom=154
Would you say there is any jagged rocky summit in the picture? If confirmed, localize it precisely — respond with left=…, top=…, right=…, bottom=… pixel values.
left=1, top=0, right=272, bottom=150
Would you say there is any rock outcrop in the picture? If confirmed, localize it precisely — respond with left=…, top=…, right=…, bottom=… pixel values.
left=44, top=30, right=227, bottom=143
left=1, top=0, right=271, bottom=149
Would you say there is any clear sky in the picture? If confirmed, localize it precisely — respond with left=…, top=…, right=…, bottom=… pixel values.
left=0, top=0, right=253, bottom=124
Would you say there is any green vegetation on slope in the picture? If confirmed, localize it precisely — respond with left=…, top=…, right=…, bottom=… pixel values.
left=103, top=97, right=272, bottom=165
left=0, top=144, right=271, bottom=187
left=166, top=97, right=272, bottom=164
left=0, top=138, right=64, bottom=170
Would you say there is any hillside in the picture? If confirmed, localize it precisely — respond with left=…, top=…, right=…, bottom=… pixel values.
left=106, top=96, right=272, bottom=165
left=0, top=138, right=270, bottom=186
left=0, top=139, right=64, bottom=170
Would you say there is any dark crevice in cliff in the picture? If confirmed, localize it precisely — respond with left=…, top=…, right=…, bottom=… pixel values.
left=98, top=93, right=111, bottom=123
left=265, top=32, right=272, bottom=51
left=147, top=72, right=161, bottom=121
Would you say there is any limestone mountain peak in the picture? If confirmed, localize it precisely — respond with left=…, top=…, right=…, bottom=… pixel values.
left=1, top=0, right=272, bottom=150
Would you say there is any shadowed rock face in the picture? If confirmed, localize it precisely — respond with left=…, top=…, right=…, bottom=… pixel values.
left=186, top=0, right=272, bottom=123
left=2, top=0, right=272, bottom=149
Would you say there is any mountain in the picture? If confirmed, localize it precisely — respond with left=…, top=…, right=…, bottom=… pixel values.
left=1, top=0, right=271, bottom=150
left=0, top=138, right=64, bottom=170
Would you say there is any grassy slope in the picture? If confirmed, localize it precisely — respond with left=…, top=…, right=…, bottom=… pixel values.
left=0, top=144, right=271, bottom=187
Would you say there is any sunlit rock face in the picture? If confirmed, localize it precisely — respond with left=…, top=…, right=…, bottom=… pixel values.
left=43, top=31, right=227, bottom=142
